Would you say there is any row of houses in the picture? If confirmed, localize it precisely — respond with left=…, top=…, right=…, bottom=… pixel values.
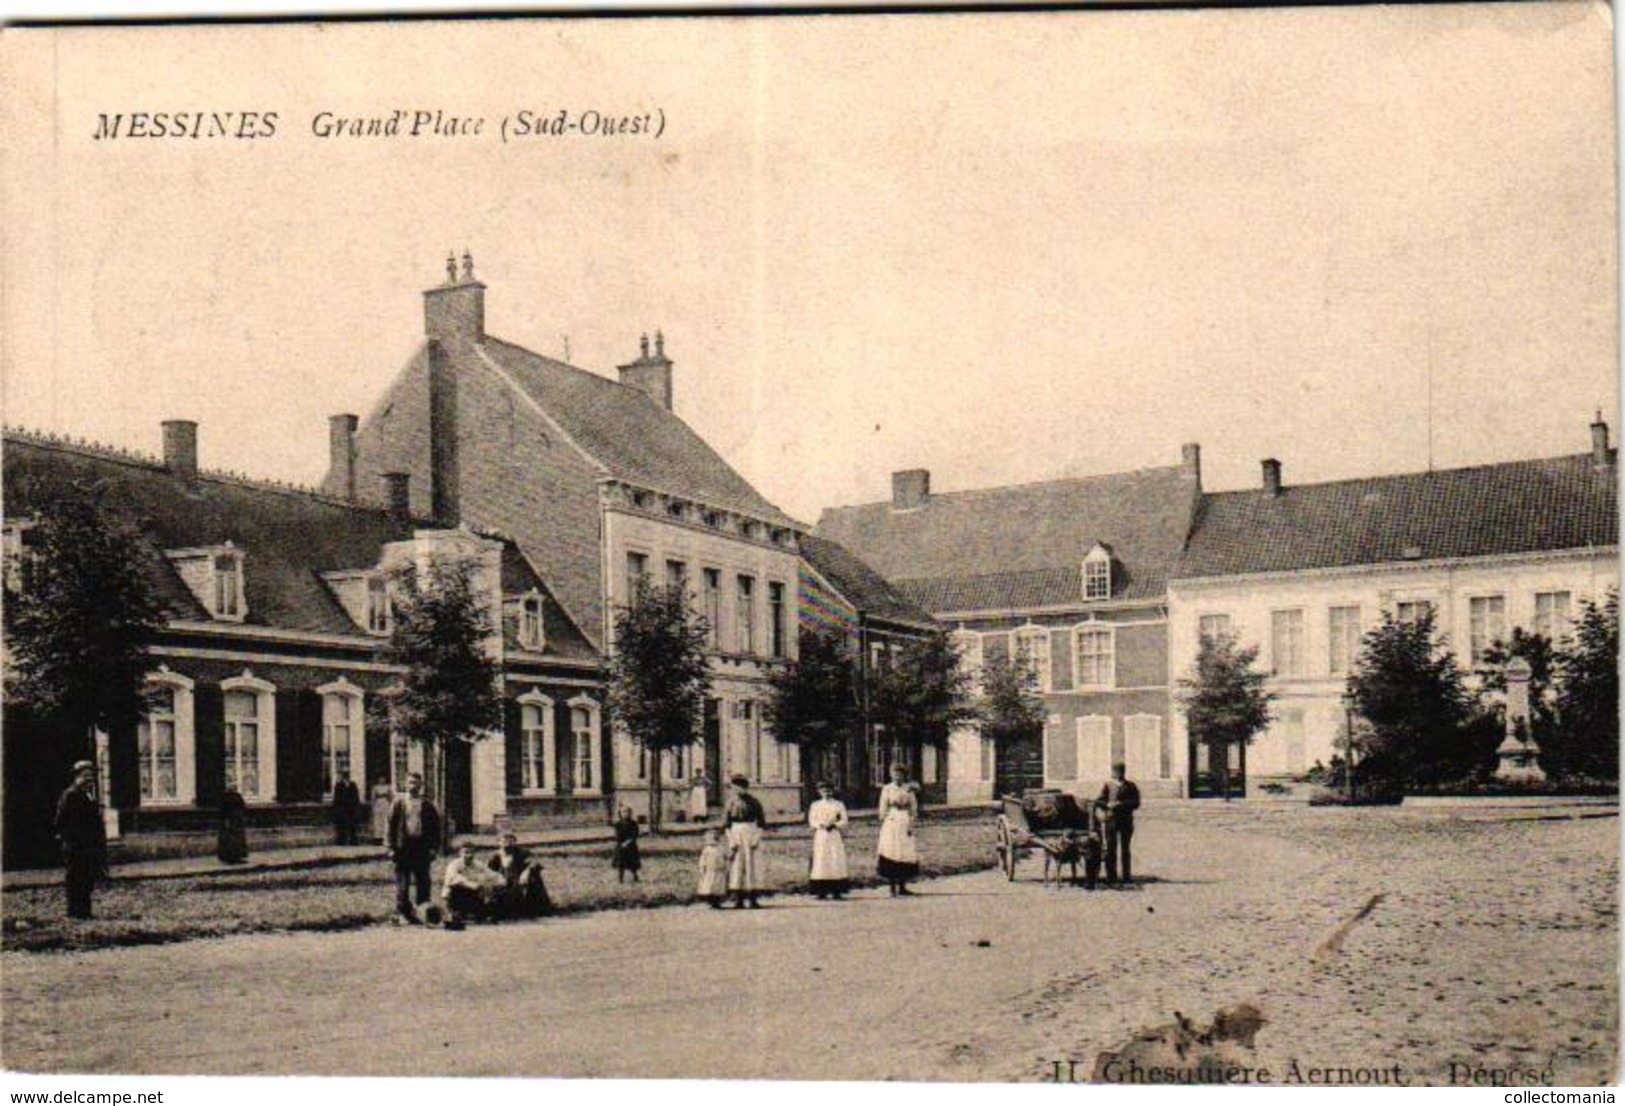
left=818, top=423, right=1618, bottom=801
left=4, top=258, right=1616, bottom=858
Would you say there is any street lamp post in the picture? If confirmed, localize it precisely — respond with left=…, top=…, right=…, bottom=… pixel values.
left=1340, top=691, right=1357, bottom=803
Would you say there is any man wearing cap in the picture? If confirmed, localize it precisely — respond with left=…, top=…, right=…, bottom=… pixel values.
left=1096, top=761, right=1141, bottom=885
left=723, top=775, right=766, bottom=909
left=54, top=760, right=106, bottom=920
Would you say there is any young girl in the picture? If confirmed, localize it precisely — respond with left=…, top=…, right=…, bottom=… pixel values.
left=696, top=827, right=728, bottom=908
left=612, top=806, right=642, bottom=883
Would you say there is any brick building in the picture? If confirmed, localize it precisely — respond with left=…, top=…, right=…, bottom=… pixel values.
left=2, top=423, right=600, bottom=863
left=816, top=450, right=1204, bottom=802
left=1168, top=419, right=1620, bottom=792
left=328, top=256, right=812, bottom=818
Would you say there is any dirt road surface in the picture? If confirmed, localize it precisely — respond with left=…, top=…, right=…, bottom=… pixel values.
left=3, top=806, right=1615, bottom=1083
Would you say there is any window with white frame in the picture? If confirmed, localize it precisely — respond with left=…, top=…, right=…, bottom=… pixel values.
left=625, top=551, right=648, bottom=603
left=1534, top=591, right=1572, bottom=641
left=1075, top=626, right=1115, bottom=690
left=1328, top=606, right=1362, bottom=675
left=570, top=698, right=600, bottom=793
left=665, top=559, right=688, bottom=592
left=1083, top=549, right=1111, bottom=600
left=1270, top=610, right=1306, bottom=678
left=703, top=568, right=722, bottom=650
left=1468, top=595, right=1506, bottom=663
left=518, top=592, right=545, bottom=651
left=1014, top=626, right=1051, bottom=691
left=138, top=671, right=195, bottom=805
left=736, top=575, right=756, bottom=655
left=1395, top=599, right=1434, bottom=626
left=221, top=674, right=276, bottom=801
left=1124, top=714, right=1167, bottom=780
left=1076, top=715, right=1113, bottom=780
left=951, top=629, right=983, bottom=685
left=318, top=682, right=364, bottom=797
left=365, top=575, right=392, bottom=635
left=212, top=550, right=244, bottom=620
left=1198, top=613, right=1232, bottom=645
left=519, top=693, right=554, bottom=793
left=768, top=581, right=787, bottom=659
left=391, top=731, right=411, bottom=791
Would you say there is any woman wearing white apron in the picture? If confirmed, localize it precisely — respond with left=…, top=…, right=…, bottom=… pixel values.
left=689, top=772, right=711, bottom=823
left=876, top=763, right=920, bottom=896
left=724, top=775, right=765, bottom=909
left=807, top=781, right=850, bottom=900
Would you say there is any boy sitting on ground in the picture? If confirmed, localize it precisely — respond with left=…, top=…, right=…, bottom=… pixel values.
left=442, top=841, right=500, bottom=928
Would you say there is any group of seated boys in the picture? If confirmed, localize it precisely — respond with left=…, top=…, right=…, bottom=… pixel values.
left=440, top=832, right=554, bottom=929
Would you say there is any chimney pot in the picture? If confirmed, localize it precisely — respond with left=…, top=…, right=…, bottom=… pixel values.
left=382, top=472, right=412, bottom=519
left=618, top=334, right=675, bottom=411
left=1591, top=414, right=1610, bottom=467
left=1262, top=458, right=1283, bottom=497
left=424, top=255, right=485, bottom=341
left=892, top=469, right=931, bottom=510
left=328, top=414, right=358, bottom=501
left=162, top=419, right=198, bottom=482
left=1181, top=442, right=1201, bottom=480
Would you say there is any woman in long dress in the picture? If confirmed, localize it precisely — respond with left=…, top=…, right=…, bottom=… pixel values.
left=217, top=787, right=249, bottom=864
left=369, top=777, right=393, bottom=845
left=807, top=781, right=850, bottom=900
left=612, top=806, right=642, bottom=883
left=723, top=775, right=765, bottom=909
left=689, top=772, right=710, bottom=823
left=875, top=763, right=920, bottom=896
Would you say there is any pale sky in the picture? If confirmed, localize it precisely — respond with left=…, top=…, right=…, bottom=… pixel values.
left=2, top=4, right=1617, bottom=527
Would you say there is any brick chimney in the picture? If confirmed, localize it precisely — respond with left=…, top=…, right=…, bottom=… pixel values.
left=382, top=472, right=412, bottom=519
left=617, top=331, right=674, bottom=411
left=162, top=420, right=198, bottom=482
left=1591, top=411, right=1612, bottom=468
left=423, top=249, right=485, bottom=343
left=328, top=414, right=357, bottom=502
left=892, top=469, right=930, bottom=510
left=1262, top=458, right=1282, bottom=497
left=1181, top=442, right=1202, bottom=486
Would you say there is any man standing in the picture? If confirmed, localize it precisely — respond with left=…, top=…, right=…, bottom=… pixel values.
left=331, top=770, right=362, bottom=846
left=1097, top=761, right=1141, bottom=886
left=387, top=771, right=442, bottom=923
left=54, top=760, right=106, bottom=920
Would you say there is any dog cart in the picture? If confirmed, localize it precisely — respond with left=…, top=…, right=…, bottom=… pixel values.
left=993, top=789, right=1094, bottom=882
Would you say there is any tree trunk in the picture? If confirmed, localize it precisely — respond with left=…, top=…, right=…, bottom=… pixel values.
left=434, top=742, right=450, bottom=853
left=649, top=744, right=664, bottom=835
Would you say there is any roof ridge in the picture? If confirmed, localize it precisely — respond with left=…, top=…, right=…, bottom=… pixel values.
left=825, top=461, right=1191, bottom=514
left=483, top=335, right=648, bottom=397
left=1199, top=451, right=1598, bottom=499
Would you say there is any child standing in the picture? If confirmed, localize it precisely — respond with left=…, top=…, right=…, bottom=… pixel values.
left=696, top=827, right=728, bottom=908
left=612, top=806, right=642, bottom=884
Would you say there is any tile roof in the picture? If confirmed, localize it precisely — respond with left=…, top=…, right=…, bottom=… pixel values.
left=3, top=433, right=597, bottom=661
left=478, top=338, right=798, bottom=527
left=1175, top=452, right=1618, bottom=579
left=797, top=534, right=936, bottom=629
left=815, top=463, right=1200, bottom=614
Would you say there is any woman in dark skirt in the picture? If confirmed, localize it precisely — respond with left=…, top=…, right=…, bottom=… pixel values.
left=612, top=805, right=642, bottom=883
left=875, top=764, right=919, bottom=895
left=217, top=786, right=249, bottom=864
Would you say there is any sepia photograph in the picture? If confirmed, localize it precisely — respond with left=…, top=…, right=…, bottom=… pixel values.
left=0, top=1, right=1618, bottom=1092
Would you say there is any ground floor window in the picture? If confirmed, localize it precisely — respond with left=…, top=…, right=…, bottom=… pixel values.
left=570, top=697, right=600, bottom=793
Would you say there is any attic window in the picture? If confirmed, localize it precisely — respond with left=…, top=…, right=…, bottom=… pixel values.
left=704, top=511, right=723, bottom=529
left=740, top=520, right=760, bottom=539
left=519, top=591, right=546, bottom=651
left=212, top=549, right=244, bottom=620
left=1082, top=547, right=1112, bottom=601
left=632, top=491, right=651, bottom=510
left=365, top=574, right=393, bottom=635
left=667, top=501, right=687, bottom=520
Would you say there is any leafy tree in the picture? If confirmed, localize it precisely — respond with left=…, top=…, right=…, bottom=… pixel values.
left=977, top=652, right=1047, bottom=748
left=764, top=625, right=858, bottom=790
left=6, top=478, right=166, bottom=763
left=868, top=630, right=979, bottom=772
left=371, top=557, right=504, bottom=841
left=606, top=578, right=712, bottom=833
left=1175, top=632, right=1274, bottom=800
left=1346, top=609, right=1486, bottom=789
left=1554, top=590, right=1619, bottom=781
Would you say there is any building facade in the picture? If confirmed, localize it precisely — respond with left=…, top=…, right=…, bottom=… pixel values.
left=817, top=451, right=1204, bottom=803
left=1168, top=421, right=1620, bottom=791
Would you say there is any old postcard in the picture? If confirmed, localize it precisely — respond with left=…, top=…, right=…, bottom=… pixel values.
left=0, top=2, right=1618, bottom=1094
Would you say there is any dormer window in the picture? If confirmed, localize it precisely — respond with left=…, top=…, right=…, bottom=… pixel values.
left=519, top=591, right=546, bottom=651
left=666, top=500, right=687, bottom=521
left=213, top=551, right=242, bottom=617
left=1082, top=543, right=1113, bottom=601
left=366, top=574, right=393, bottom=635
left=169, top=543, right=248, bottom=622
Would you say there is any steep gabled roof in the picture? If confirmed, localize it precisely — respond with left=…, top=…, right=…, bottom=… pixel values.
left=3, top=433, right=598, bottom=661
left=815, top=464, right=1200, bottom=613
left=1176, top=452, right=1618, bottom=580
left=478, top=337, right=798, bottom=526
left=797, top=534, right=936, bottom=629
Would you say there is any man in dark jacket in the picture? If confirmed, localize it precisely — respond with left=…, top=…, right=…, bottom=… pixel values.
left=1097, top=761, right=1142, bottom=886
left=54, top=760, right=106, bottom=919
left=387, top=771, right=442, bottom=923
left=487, top=832, right=552, bottom=918
left=331, top=770, right=363, bottom=846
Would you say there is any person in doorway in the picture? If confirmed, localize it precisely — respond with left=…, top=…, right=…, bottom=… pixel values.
left=54, top=760, right=106, bottom=920
left=217, top=786, right=249, bottom=864
left=387, top=772, right=442, bottom=923
left=331, top=770, right=362, bottom=846
left=612, top=806, right=642, bottom=883
left=806, top=781, right=850, bottom=900
left=1097, top=761, right=1141, bottom=885
left=723, top=775, right=765, bottom=908
left=876, top=763, right=920, bottom=896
